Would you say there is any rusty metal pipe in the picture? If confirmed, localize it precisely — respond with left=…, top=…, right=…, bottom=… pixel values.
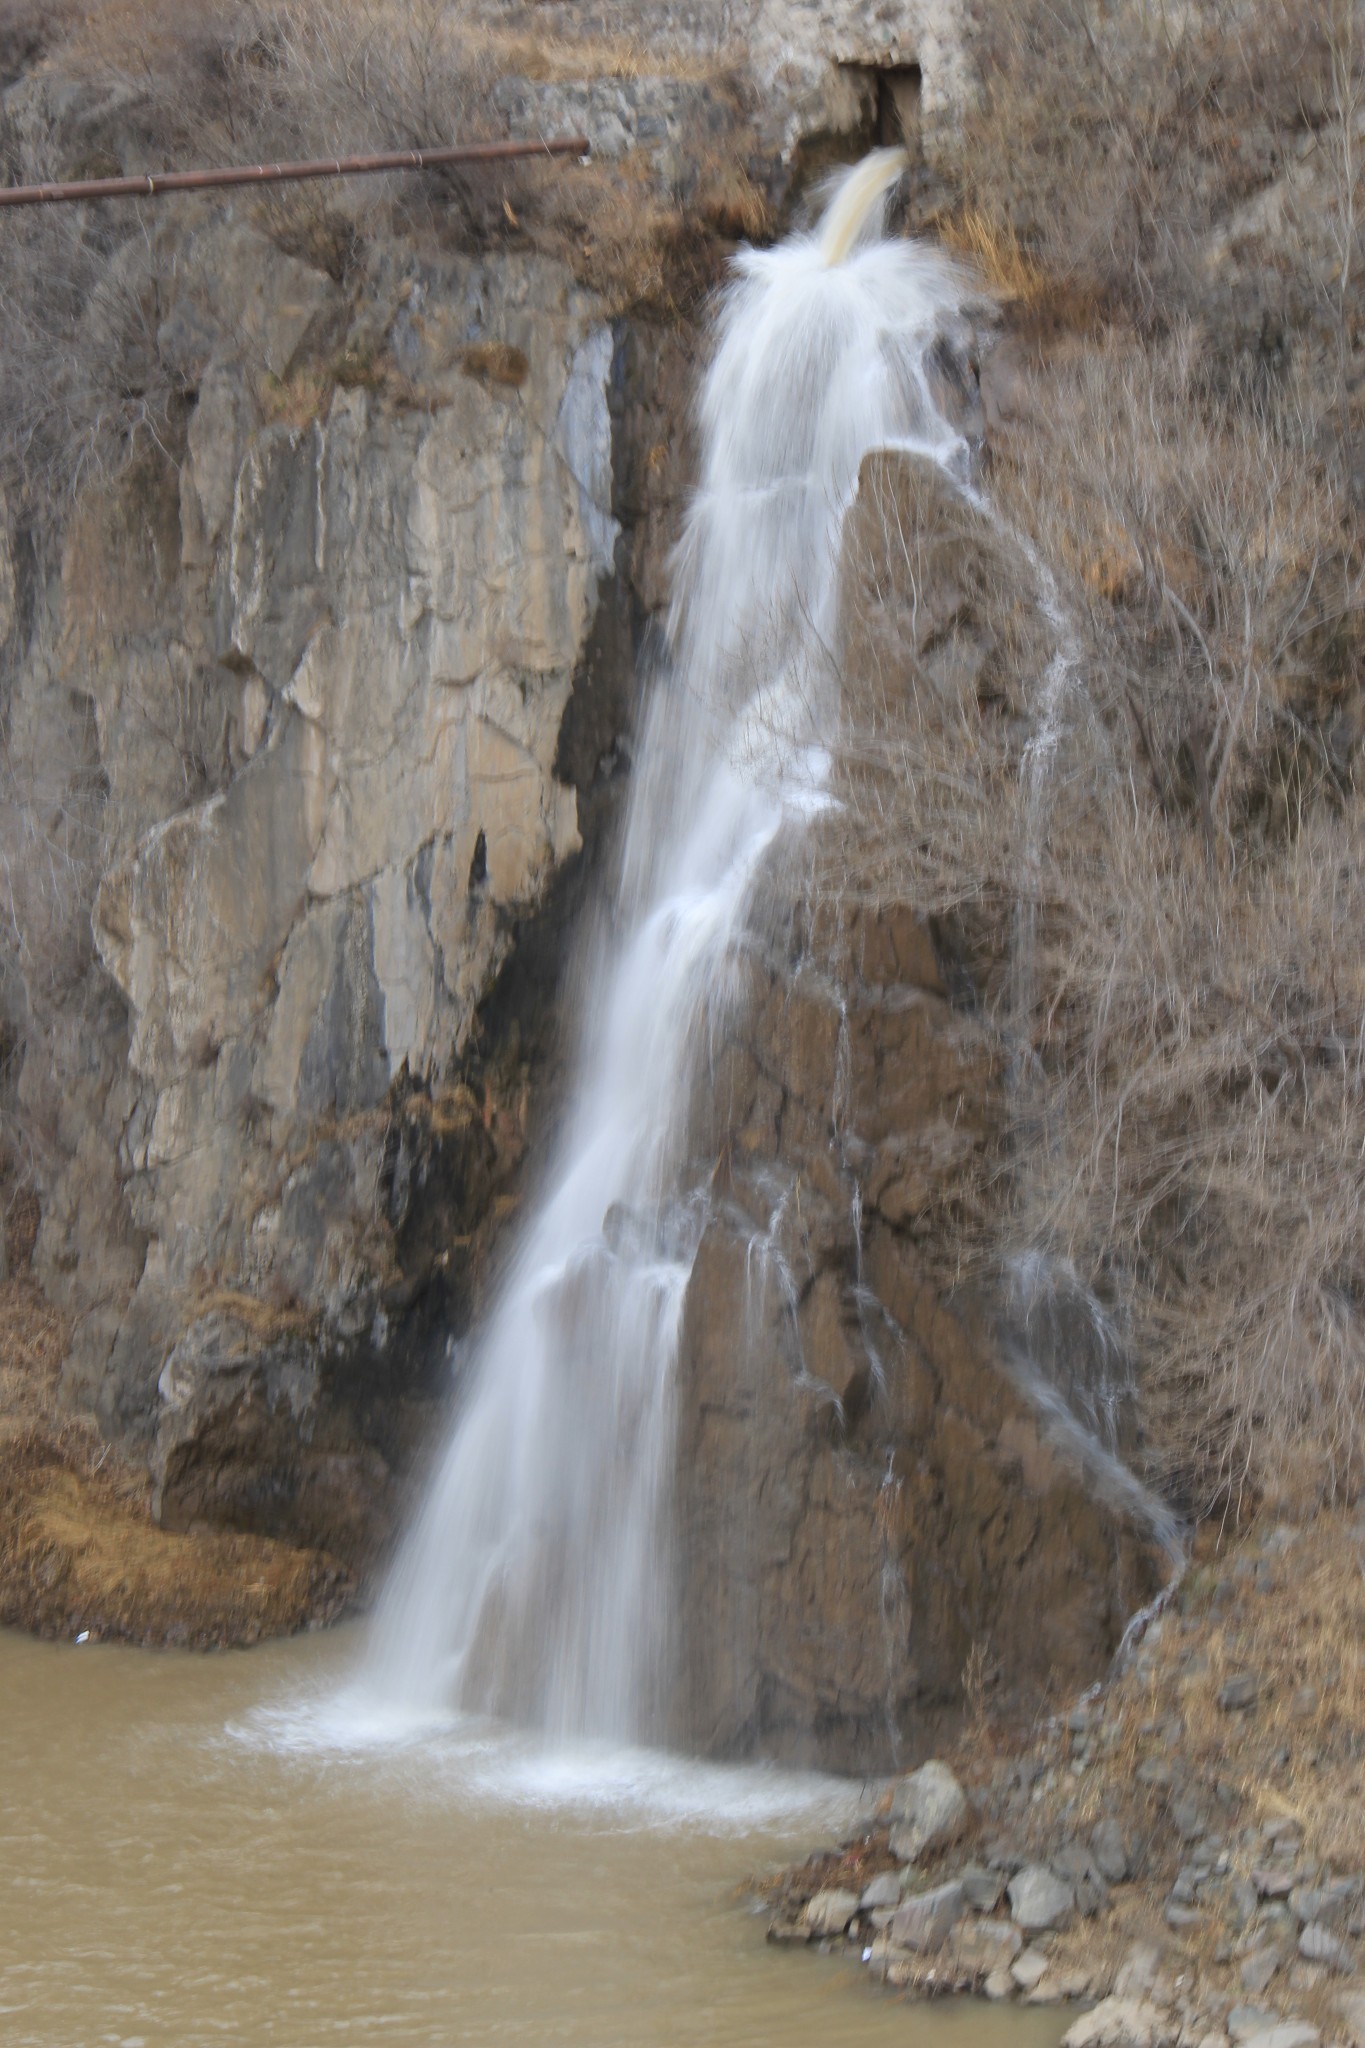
left=0, top=135, right=590, bottom=209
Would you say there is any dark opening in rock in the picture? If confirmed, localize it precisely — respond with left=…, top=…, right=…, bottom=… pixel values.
left=874, top=64, right=922, bottom=149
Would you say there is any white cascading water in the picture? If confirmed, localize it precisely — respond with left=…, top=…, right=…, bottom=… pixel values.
left=361, top=152, right=973, bottom=1745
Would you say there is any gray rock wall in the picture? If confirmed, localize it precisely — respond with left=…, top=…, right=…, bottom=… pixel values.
left=5, top=208, right=666, bottom=1568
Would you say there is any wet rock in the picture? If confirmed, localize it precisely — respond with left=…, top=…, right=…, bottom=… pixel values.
left=887, top=1761, right=968, bottom=1863
left=858, top=1871, right=902, bottom=1911
left=803, top=1888, right=859, bottom=1937
left=1062, top=1996, right=1175, bottom=2048
left=1008, top=1863, right=1075, bottom=1931
left=889, top=1879, right=965, bottom=1953
left=1092, top=1817, right=1132, bottom=1884
left=1297, top=1922, right=1352, bottom=1973
left=1218, top=1674, right=1262, bottom=1712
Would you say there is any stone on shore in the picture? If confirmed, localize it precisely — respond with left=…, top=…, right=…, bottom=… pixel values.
left=1239, top=1947, right=1283, bottom=1996
left=858, top=1871, right=902, bottom=1911
left=1062, top=1995, right=1173, bottom=2048
left=947, top=1917, right=1021, bottom=1977
left=960, top=1862, right=1007, bottom=1911
left=1053, top=1841, right=1109, bottom=1916
left=1091, top=1817, right=1132, bottom=1884
left=1296, top=1922, right=1351, bottom=1972
left=1012, top=1947, right=1052, bottom=1992
left=1336, top=1991, right=1365, bottom=2048
left=887, top=1761, right=968, bottom=1864
left=889, top=1879, right=965, bottom=1953
left=803, top=1888, right=859, bottom=1937
left=1008, top=1862, right=1075, bottom=1931
left=1114, top=1942, right=1163, bottom=2000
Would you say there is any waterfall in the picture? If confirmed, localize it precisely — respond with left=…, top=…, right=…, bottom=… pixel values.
left=360, top=151, right=973, bottom=1746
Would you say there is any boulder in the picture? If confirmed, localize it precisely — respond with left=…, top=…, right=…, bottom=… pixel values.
left=1113, top=1943, right=1163, bottom=2001
left=1053, top=1840, right=1109, bottom=1916
left=858, top=1871, right=902, bottom=1911
left=1218, top=1673, right=1262, bottom=1711
left=888, top=1761, right=969, bottom=1863
left=1012, top=1948, right=1051, bottom=1992
left=1092, top=1816, right=1132, bottom=1884
left=1239, top=1948, right=1283, bottom=1996
left=1008, top=1863, right=1075, bottom=1932
left=803, top=1888, right=860, bottom=1937
left=1297, top=1922, right=1351, bottom=1973
left=1290, top=1882, right=1357, bottom=1929
left=1228, top=2008, right=1282, bottom=2042
left=948, top=1917, right=1022, bottom=1977
left=959, top=1862, right=1007, bottom=1912
left=1062, top=1996, right=1173, bottom=2048
left=889, top=1879, right=966, bottom=1953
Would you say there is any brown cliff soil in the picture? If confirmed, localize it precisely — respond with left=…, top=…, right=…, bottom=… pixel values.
left=0, top=1196, right=354, bottom=1647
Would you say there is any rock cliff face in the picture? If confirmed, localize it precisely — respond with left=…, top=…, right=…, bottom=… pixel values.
left=669, top=455, right=1159, bottom=1770
left=8, top=209, right=678, bottom=1571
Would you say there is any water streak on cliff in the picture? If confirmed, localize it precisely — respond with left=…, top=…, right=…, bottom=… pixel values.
left=361, top=151, right=969, bottom=1743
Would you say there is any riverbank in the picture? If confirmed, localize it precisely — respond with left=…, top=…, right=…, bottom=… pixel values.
left=760, top=1511, right=1365, bottom=2048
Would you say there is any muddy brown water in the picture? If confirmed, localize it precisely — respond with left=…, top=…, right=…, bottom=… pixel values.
left=1, top=1626, right=1067, bottom=2048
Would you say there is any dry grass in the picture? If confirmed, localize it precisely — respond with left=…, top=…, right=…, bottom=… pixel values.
left=826, top=376, right=1365, bottom=1512
left=0, top=1171, right=355, bottom=1644
left=957, top=0, right=1334, bottom=330
left=939, top=208, right=1047, bottom=307
left=810, top=0, right=1365, bottom=1522
left=0, top=0, right=756, bottom=511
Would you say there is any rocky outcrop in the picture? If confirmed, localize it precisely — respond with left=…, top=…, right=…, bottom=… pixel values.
left=5, top=203, right=671, bottom=1572
left=669, top=453, right=1160, bottom=1770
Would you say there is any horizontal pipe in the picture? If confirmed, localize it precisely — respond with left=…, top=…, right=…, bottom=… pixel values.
left=0, top=135, right=590, bottom=209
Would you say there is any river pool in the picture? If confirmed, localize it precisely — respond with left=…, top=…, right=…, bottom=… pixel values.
left=0, top=1626, right=1067, bottom=2048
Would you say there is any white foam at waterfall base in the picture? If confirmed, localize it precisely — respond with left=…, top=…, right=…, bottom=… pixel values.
left=228, top=1679, right=865, bottom=1835
left=352, top=149, right=971, bottom=1751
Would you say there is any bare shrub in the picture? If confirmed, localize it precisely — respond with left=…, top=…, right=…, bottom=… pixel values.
left=957, top=0, right=1334, bottom=326
left=821, top=307, right=1365, bottom=1515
